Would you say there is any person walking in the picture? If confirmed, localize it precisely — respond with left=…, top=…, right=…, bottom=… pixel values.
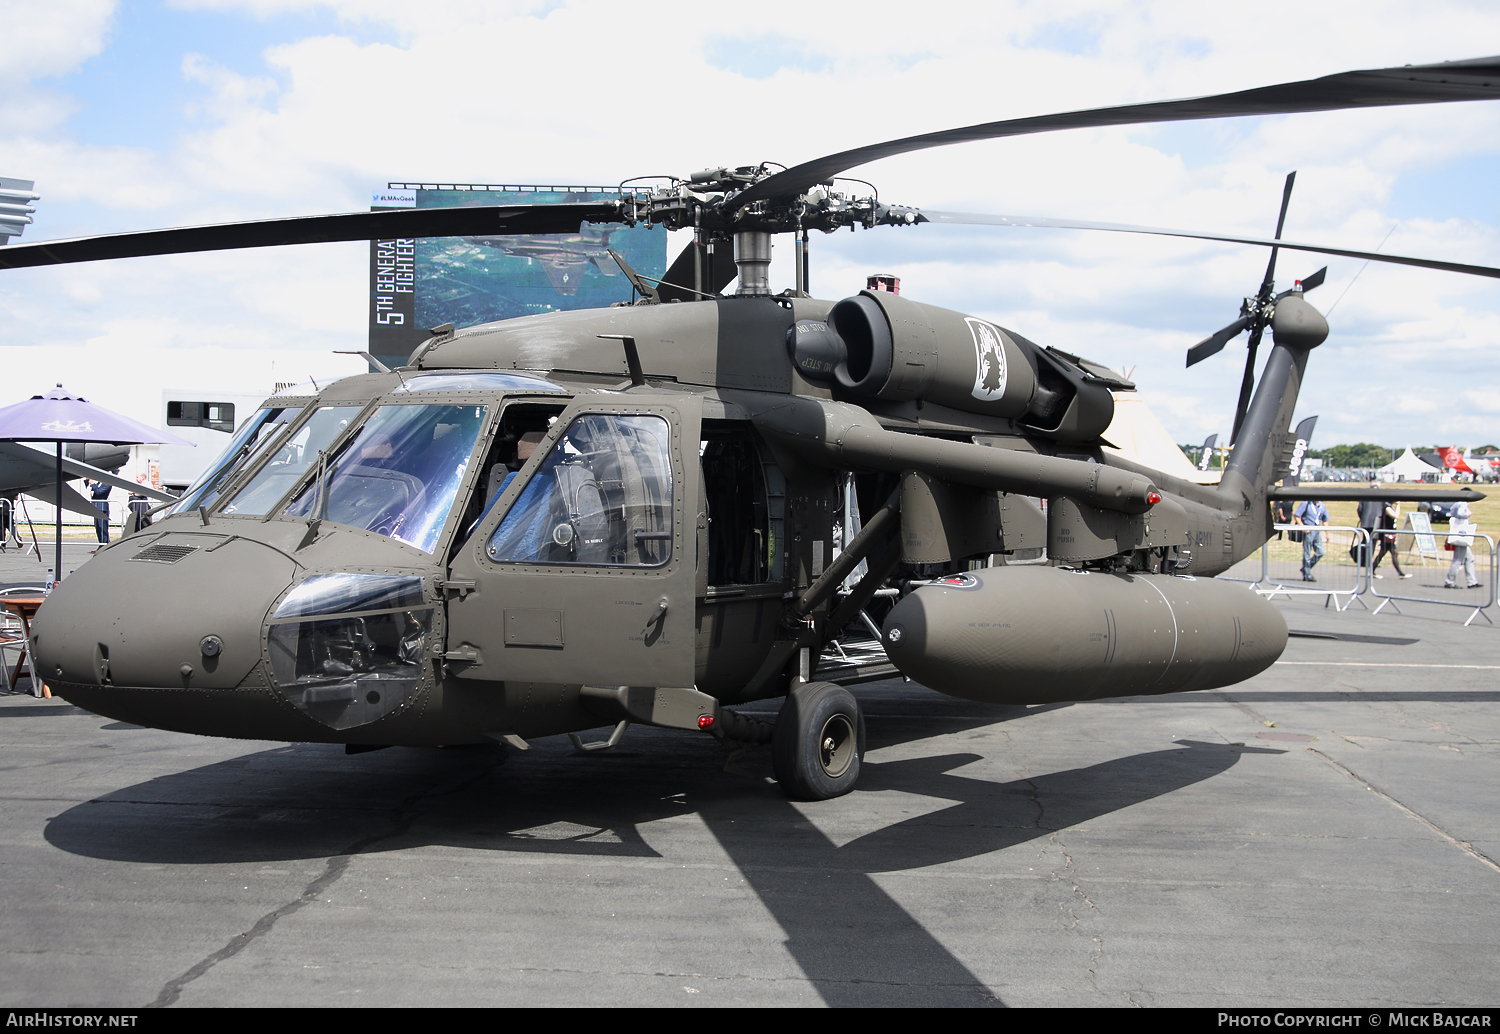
left=1352, top=482, right=1381, bottom=570
left=1443, top=501, right=1481, bottom=589
left=1371, top=498, right=1411, bottom=579
left=86, top=478, right=111, bottom=545
left=1294, top=498, right=1329, bottom=581
left=1274, top=499, right=1295, bottom=540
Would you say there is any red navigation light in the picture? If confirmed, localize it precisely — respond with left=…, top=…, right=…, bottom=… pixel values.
left=698, top=714, right=715, bottom=730
left=1147, top=491, right=1162, bottom=505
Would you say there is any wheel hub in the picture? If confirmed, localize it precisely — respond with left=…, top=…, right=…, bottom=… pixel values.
left=818, top=714, right=855, bottom=778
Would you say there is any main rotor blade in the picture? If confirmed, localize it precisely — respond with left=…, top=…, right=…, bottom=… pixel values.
left=0, top=203, right=625, bottom=270
left=727, top=55, right=1500, bottom=214
left=918, top=210, right=1500, bottom=280
left=1186, top=315, right=1251, bottom=367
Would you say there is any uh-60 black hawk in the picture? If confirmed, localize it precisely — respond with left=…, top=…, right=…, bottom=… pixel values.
left=4, top=57, right=1496, bottom=800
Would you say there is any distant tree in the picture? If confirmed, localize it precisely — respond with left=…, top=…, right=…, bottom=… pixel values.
left=1311, top=443, right=1394, bottom=468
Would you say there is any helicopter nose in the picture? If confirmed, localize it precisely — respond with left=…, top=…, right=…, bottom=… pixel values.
left=31, top=533, right=296, bottom=723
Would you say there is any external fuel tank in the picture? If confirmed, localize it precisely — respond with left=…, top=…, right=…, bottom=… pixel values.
left=881, top=567, right=1286, bottom=704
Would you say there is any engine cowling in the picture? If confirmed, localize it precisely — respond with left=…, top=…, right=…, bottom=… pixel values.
left=881, top=567, right=1287, bottom=704
left=790, top=290, right=1035, bottom=415
left=788, top=290, right=1116, bottom=441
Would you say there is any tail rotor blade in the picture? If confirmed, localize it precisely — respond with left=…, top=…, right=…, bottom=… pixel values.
left=1230, top=324, right=1267, bottom=444
left=1186, top=315, right=1251, bottom=367
left=1258, top=171, right=1297, bottom=293
left=1274, top=266, right=1329, bottom=301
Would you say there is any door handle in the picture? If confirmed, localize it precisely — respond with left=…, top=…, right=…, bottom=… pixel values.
left=643, top=598, right=669, bottom=640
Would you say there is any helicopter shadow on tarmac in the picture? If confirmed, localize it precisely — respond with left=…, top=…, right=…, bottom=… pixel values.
left=43, top=692, right=1281, bottom=1007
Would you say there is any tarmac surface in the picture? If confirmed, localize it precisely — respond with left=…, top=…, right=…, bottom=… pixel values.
left=1, top=539, right=1497, bottom=1008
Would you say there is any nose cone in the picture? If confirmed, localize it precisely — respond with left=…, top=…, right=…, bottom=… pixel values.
left=33, top=531, right=296, bottom=722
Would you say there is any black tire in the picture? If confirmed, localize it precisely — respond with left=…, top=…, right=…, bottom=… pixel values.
left=771, top=681, right=866, bottom=800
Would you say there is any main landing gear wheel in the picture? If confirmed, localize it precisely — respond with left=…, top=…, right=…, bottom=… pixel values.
left=772, top=681, right=866, bottom=801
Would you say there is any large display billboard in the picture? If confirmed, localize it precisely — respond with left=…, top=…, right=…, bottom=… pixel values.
left=368, top=183, right=667, bottom=367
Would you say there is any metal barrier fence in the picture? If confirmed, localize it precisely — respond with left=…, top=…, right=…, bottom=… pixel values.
left=1256, top=524, right=1371, bottom=612
left=1240, top=523, right=1496, bottom=626
left=1370, top=529, right=1495, bottom=627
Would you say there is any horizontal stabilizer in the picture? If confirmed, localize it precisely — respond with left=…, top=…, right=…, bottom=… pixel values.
left=1268, top=486, right=1485, bottom=503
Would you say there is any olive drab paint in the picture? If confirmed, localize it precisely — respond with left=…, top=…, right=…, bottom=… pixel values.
left=16, top=52, right=1497, bottom=797
left=30, top=283, right=1482, bottom=782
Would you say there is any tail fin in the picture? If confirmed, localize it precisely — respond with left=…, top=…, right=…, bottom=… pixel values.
left=1220, top=294, right=1328, bottom=505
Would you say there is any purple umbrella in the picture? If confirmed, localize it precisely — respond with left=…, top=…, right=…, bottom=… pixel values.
left=0, top=385, right=195, bottom=587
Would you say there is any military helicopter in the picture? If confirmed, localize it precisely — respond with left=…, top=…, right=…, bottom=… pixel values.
left=4, top=56, right=1496, bottom=801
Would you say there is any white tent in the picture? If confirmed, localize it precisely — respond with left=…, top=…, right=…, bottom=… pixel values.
left=1377, top=447, right=1446, bottom=483
left=1101, top=391, right=1220, bottom=485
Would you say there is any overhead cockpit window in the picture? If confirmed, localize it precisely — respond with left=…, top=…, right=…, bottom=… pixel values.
left=487, top=413, right=673, bottom=567
left=391, top=373, right=566, bottom=394
left=282, top=403, right=488, bottom=554
left=219, top=406, right=359, bottom=517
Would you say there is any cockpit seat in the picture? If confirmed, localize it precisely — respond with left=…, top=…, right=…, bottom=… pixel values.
left=326, top=465, right=426, bottom=535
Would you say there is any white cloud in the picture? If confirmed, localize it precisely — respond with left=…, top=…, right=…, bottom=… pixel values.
left=0, top=0, right=1497, bottom=447
left=0, top=0, right=116, bottom=85
left=0, top=0, right=116, bottom=135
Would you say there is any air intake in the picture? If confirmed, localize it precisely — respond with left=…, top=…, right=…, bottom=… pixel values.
left=129, top=544, right=199, bottom=564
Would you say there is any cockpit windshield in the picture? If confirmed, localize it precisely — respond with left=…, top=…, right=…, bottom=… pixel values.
left=168, top=406, right=297, bottom=515
left=219, top=406, right=360, bottom=516
left=282, top=403, right=487, bottom=554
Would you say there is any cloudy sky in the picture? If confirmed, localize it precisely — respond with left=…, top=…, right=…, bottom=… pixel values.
left=1, top=0, right=1497, bottom=449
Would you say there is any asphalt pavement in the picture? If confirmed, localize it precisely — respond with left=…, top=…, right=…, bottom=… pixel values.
left=1, top=582, right=1497, bottom=1008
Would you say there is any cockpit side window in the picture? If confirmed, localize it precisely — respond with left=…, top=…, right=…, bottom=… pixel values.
left=486, top=413, right=673, bottom=567
left=449, top=402, right=566, bottom=558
